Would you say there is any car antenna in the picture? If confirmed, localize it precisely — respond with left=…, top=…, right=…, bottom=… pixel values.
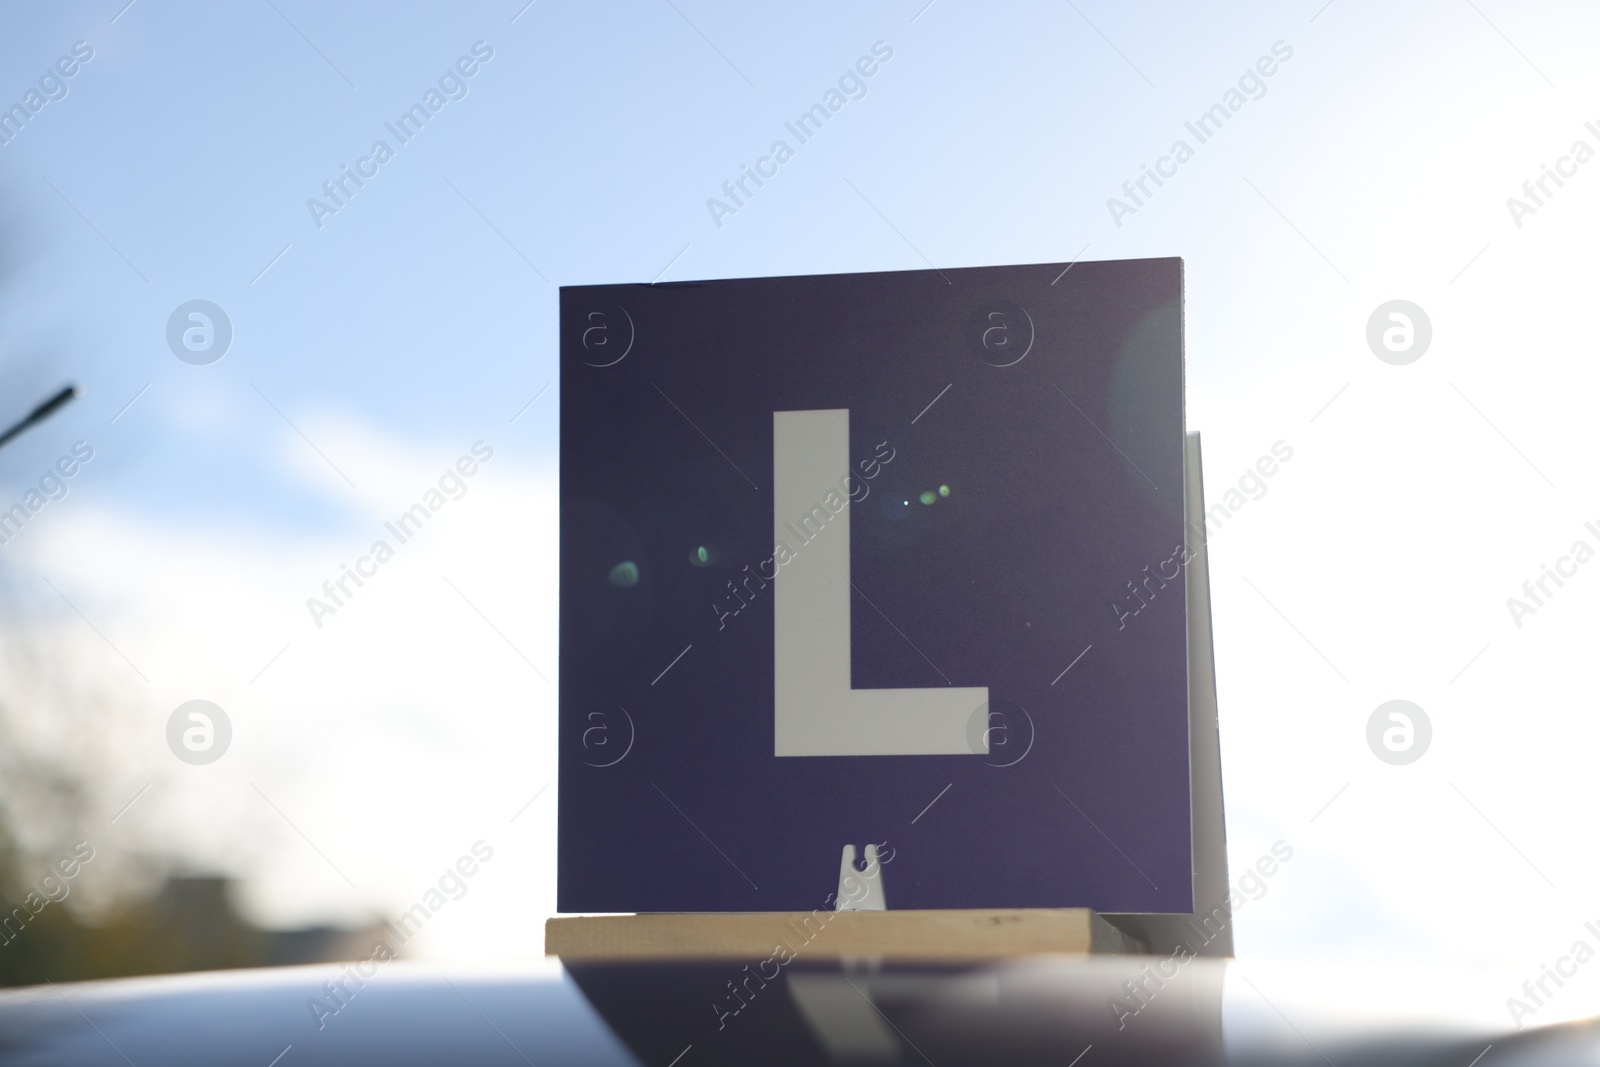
left=0, top=384, right=79, bottom=451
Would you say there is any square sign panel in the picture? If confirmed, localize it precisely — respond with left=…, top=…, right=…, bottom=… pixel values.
left=559, top=258, right=1189, bottom=914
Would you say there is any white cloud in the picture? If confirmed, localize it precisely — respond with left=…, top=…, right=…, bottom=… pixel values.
left=1, top=417, right=559, bottom=961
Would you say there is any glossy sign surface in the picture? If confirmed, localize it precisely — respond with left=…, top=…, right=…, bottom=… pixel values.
left=559, top=259, right=1189, bottom=913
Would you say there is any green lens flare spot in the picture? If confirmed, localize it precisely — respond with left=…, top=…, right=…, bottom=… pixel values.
left=608, top=561, right=639, bottom=587
left=692, top=545, right=711, bottom=566
left=939, top=484, right=950, bottom=497
left=919, top=490, right=937, bottom=506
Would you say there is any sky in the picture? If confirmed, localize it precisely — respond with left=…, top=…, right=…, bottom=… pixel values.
left=1, top=0, right=1598, bottom=1004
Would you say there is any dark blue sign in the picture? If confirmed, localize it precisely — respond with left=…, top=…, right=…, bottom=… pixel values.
left=560, top=258, right=1190, bottom=913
